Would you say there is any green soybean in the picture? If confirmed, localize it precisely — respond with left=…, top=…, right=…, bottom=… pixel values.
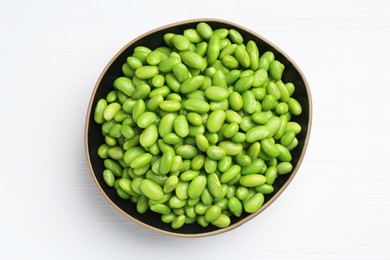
left=206, top=110, right=226, bottom=133
left=261, top=138, right=280, bottom=158
left=277, top=162, right=293, bottom=175
left=220, top=165, right=241, bottom=183
left=205, top=86, right=228, bottom=101
left=211, top=214, right=230, bottom=228
left=140, top=179, right=164, bottom=201
left=234, top=44, right=250, bottom=68
left=136, top=112, right=156, bottom=128
left=207, top=145, right=226, bottom=160
left=205, top=205, right=222, bottom=222
left=242, top=90, right=257, bottom=114
left=244, top=193, right=264, bottom=213
left=173, top=115, right=190, bottom=138
left=188, top=175, right=207, bottom=199
left=196, top=22, right=213, bottom=40
left=228, top=197, right=243, bottom=217
left=180, top=75, right=205, bottom=94
left=140, top=125, right=158, bottom=148
left=183, top=99, right=210, bottom=114
left=181, top=51, right=207, bottom=70
left=239, top=174, right=266, bottom=187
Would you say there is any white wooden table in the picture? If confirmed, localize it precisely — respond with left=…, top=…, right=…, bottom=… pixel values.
left=1, top=0, right=389, bottom=259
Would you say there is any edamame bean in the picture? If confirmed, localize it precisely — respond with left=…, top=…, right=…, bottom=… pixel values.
left=107, top=147, right=124, bottom=160
left=277, top=162, right=293, bottom=175
left=135, top=66, right=159, bottom=80
left=103, top=169, right=115, bottom=187
left=113, top=77, right=135, bottom=97
left=234, top=75, right=254, bottom=93
left=280, top=131, right=296, bottom=147
left=103, top=102, right=121, bottom=121
left=234, top=44, right=250, bottom=68
left=187, top=112, right=203, bottom=126
left=255, top=184, right=274, bottom=194
left=130, top=153, right=152, bottom=169
left=205, top=205, right=222, bottom=222
left=239, top=174, right=266, bottom=187
left=183, top=99, right=210, bottom=114
left=122, top=63, right=134, bottom=78
left=246, top=40, right=259, bottom=70
left=171, top=34, right=191, bottom=51
left=207, top=35, right=220, bottom=64
left=206, top=110, right=225, bottom=133
left=158, top=56, right=181, bottom=73
left=205, top=86, right=228, bottom=101
left=211, top=214, right=230, bottom=228
left=127, top=56, right=142, bottom=70
left=104, top=159, right=123, bottom=177
left=145, top=49, right=167, bottom=64
left=228, top=197, right=243, bottom=217
left=206, top=145, right=226, bottom=160
left=286, top=138, right=298, bottom=151
left=158, top=113, right=175, bottom=137
left=173, top=115, right=190, bottom=138
left=176, top=144, right=198, bottom=159
left=94, top=99, right=107, bottom=124
left=188, top=175, right=207, bottom=199
left=180, top=75, right=205, bottom=94
left=191, top=154, right=205, bottom=171
left=244, top=193, right=264, bottom=213
left=196, top=22, right=213, bottom=40
left=171, top=215, right=186, bottom=229
left=159, top=150, right=174, bottom=175
left=218, top=141, right=243, bottom=156
left=140, top=125, right=158, bottom=148
left=181, top=51, right=207, bottom=70
left=223, top=123, right=239, bottom=138
left=132, top=99, right=145, bottom=122
left=259, top=51, right=274, bottom=71
left=288, top=97, right=302, bottom=115
left=98, top=144, right=110, bottom=159
left=267, top=81, right=281, bottom=100
left=260, top=138, right=280, bottom=158
left=220, top=165, right=241, bottom=183
left=136, top=112, right=156, bottom=128
left=247, top=142, right=261, bottom=160
left=286, top=121, right=302, bottom=134
left=139, top=179, right=164, bottom=201
left=242, top=90, right=257, bottom=114
left=241, top=158, right=266, bottom=175
left=229, top=29, right=243, bottom=44
left=262, top=94, right=277, bottom=111
left=210, top=99, right=229, bottom=111
left=265, top=116, right=282, bottom=137
left=269, top=60, right=285, bottom=81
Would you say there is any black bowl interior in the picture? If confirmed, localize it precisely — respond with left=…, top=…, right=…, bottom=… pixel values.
left=86, top=19, right=311, bottom=237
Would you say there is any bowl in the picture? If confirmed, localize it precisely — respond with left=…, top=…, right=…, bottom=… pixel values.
left=85, top=18, right=312, bottom=237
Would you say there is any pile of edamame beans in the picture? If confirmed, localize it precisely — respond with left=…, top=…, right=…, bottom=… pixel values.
left=94, top=22, right=303, bottom=229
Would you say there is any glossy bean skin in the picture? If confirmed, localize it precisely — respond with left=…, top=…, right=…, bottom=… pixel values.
left=206, top=145, right=226, bottom=160
left=239, top=174, right=267, bottom=187
left=181, top=51, right=207, bottom=70
left=188, top=175, right=207, bottom=199
left=206, top=110, right=226, bottom=133
left=140, top=179, right=164, bottom=201
left=173, top=115, right=190, bottom=138
left=244, top=193, right=264, bottom=213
